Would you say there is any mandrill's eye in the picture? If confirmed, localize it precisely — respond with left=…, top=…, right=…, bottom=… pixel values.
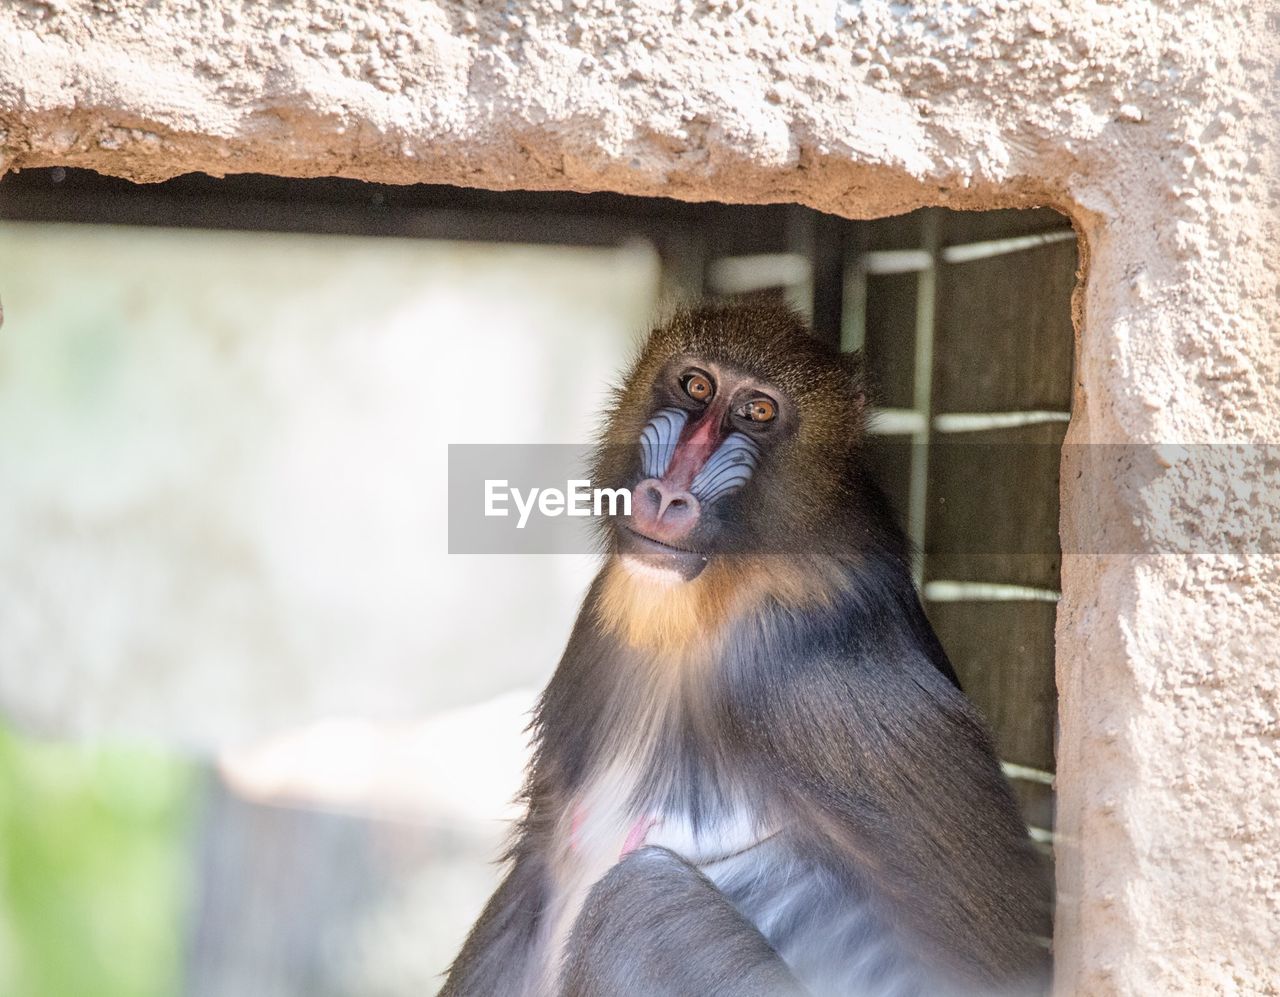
left=681, top=370, right=715, bottom=403
left=741, top=397, right=777, bottom=423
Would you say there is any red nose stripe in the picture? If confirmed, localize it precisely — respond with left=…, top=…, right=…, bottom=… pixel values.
left=661, top=408, right=725, bottom=489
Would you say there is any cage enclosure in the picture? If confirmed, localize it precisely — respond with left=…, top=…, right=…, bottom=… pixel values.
left=0, top=168, right=1076, bottom=994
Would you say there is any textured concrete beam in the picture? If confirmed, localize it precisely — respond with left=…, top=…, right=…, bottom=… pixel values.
left=1, top=2, right=1278, bottom=993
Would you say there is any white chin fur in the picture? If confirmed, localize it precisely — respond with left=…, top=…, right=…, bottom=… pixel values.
left=618, top=554, right=687, bottom=586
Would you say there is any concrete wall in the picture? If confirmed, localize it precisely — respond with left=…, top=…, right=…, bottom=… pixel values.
left=1, top=2, right=1277, bottom=993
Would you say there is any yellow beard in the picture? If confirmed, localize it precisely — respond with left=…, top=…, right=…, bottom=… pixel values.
left=595, top=552, right=846, bottom=657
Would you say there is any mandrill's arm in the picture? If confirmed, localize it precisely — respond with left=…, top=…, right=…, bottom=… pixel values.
left=561, top=847, right=804, bottom=997
left=738, top=626, right=1051, bottom=993
left=440, top=846, right=549, bottom=997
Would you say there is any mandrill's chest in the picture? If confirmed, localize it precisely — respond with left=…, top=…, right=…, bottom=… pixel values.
left=559, top=772, right=772, bottom=877
left=538, top=761, right=778, bottom=989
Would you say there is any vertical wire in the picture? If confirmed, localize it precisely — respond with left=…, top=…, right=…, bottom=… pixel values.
left=784, top=206, right=816, bottom=322
left=907, top=211, right=940, bottom=589
left=840, top=250, right=867, bottom=353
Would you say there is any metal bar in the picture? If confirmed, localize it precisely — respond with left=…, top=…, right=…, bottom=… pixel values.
left=706, top=253, right=812, bottom=294
left=906, top=213, right=940, bottom=588
left=933, top=410, right=1071, bottom=433
left=1001, top=762, right=1056, bottom=786
left=924, top=581, right=1061, bottom=603
left=655, top=229, right=709, bottom=305
left=866, top=408, right=928, bottom=435
left=0, top=167, right=715, bottom=232
left=861, top=248, right=933, bottom=274
left=940, top=228, right=1076, bottom=265
left=0, top=191, right=676, bottom=250
left=840, top=254, right=867, bottom=352
left=784, top=207, right=817, bottom=322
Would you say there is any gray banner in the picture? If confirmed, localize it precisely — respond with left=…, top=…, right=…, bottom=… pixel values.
left=446, top=443, right=1279, bottom=556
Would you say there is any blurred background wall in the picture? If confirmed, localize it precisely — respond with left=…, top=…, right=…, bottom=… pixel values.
left=0, top=218, right=661, bottom=996
left=0, top=221, right=660, bottom=739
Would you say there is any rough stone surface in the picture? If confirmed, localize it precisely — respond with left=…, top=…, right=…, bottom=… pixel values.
left=1, top=2, right=1277, bottom=994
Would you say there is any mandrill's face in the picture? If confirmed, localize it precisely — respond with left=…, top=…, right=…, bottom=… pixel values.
left=616, top=357, right=791, bottom=581
left=592, top=304, right=868, bottom=586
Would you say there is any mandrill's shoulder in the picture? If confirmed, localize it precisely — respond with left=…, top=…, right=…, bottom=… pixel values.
left=722, top=559, right=965, bottom=708
left=724, top=629, right=991, bottom=763
left=717, top=581, right=1004, bottom=792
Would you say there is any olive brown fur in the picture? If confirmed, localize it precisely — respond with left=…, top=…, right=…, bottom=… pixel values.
left=443, top=302, right=1050, bottom=997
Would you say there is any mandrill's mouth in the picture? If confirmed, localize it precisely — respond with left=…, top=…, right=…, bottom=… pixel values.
left=616, top=525, right=710, bottom=582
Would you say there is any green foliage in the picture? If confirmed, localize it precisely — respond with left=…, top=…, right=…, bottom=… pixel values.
left=0, top=725, right=197, bottom=997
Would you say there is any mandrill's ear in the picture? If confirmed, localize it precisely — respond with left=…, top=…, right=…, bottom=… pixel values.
left=837, top=349, right=870, bottom=411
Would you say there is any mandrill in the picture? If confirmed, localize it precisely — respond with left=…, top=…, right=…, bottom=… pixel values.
left=443, top=302, right=1049, bottom=997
